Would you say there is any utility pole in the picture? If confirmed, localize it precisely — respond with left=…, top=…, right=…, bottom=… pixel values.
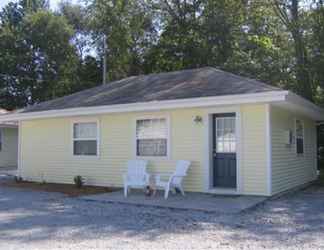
left=102, top=34, right=107, bottom=85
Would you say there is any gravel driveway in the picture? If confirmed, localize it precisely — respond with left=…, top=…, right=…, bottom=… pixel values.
left=1, top=179, right=324, bottom=250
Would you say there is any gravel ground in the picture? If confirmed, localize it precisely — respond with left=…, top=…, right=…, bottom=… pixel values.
left=0, top=179, right=324, bottom=250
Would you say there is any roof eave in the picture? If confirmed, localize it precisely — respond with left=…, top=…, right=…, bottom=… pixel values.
left=0, top=91, right=289, bottom=122
left=282, top=91, right=324, bottom=121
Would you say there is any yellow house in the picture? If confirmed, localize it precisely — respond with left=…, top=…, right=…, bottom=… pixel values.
left=0, top=67, right=323, bottom=196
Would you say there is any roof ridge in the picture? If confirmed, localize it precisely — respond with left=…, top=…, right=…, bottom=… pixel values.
left=210, top=67, right=281, bottom=90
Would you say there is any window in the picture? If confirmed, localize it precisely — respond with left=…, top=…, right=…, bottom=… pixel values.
left=136, top=118, right=168, bottom=157
left=0, top=129, right=2, bottom=151
left=73, top=122, right=98, bottom=156
left=215, top=117, right=236, bottom=153
left=295, top=119, right=304, bottom=154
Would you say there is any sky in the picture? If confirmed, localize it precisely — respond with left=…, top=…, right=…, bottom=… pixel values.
left=0, top=0, right=78, bottom=10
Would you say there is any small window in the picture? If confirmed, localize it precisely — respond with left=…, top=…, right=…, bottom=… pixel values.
left=295, top=119, right=304, bottom=154
left=73, top=122, right=98, bottom=156
left=0, top=129, right=2, bottom=151
left=136, top=118, right=168, bottom=157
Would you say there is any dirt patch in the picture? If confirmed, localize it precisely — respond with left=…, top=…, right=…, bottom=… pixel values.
left=0, top=179, right=118, bottom=197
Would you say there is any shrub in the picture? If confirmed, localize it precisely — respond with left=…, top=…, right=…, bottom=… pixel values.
left=74, top=175, right=84, bottom=189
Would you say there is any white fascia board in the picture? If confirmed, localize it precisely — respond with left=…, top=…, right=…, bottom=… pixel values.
left=285, top=91, right=324, bottom=121
left=0, top=91, right=288, bottom=122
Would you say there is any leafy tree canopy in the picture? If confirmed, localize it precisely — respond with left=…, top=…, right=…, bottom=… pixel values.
left=0, top=0, right=324, bottom=110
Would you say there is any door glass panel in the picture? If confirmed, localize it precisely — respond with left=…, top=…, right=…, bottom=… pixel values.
left=217, top=141, right=223, bottom=152
left=215, top=117, right=236, bottom=153
left=224, top=130, right=231, bottom=140
left=223, top=141, right=230, bottom=152
left=230, top=141, right=236, bottom=152
left=231, top=119, right=235, bottom=131
left=224, top=118, right=231, bottom=131
left=217, top=119, right=223, bottom=130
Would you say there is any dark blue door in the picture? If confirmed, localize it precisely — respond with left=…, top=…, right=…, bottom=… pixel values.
left=213, top=113, right=237, bottom=188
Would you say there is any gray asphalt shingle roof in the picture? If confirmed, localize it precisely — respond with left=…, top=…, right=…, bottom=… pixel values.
left=23, top=67, right=281, bottom=113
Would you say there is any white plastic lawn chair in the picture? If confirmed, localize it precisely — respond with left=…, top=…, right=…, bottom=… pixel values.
left=123, top=160, right=149, bottom=197
left=155, top=160, right=191, bottom=199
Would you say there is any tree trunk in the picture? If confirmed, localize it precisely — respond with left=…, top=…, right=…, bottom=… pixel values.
left=273, top=0, right=313, bottom=100
left=290, top=0, right=313, bottom=100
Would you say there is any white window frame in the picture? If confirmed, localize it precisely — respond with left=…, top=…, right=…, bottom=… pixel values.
left=134, top=115, right=170, bottom=159
left=295, top=118, right=305, bottom=155
left=71, top=119, right=100, bottom=157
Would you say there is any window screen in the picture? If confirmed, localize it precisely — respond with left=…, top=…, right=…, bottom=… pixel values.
left=296, top=120, right=304, bottom=154
left=136, top=118, right=168, bottom=157
left=73, top=122, right=98, bottom=156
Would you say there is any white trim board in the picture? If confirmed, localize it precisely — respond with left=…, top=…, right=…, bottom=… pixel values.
left=203, top=107, right=242, bottom=194
left=0, top=90, right=322, bottom=122
left=17, top=121, right=22, bottom=177
left=266, top=104, right=272, bottom=196
left=0, top=91, right=291, bottom=122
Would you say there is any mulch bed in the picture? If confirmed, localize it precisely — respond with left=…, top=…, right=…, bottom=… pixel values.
left=0, top=179, right=118, bottom=197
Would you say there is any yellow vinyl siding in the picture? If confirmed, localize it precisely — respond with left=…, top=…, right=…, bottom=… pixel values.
left=0, top=128, right=18, bottom=167
left=20, top=109, right=205, bottom=191
left=271, top=106, right=317, bottom=195
left=20, top=104, right=269, bottom=194
left=241, top=105, right=268, bottom=195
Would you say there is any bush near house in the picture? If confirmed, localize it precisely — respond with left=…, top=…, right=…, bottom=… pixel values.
left=74, top=175, right=84, bottom=189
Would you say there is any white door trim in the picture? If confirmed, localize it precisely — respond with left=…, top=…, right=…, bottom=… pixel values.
left=266, top=104, right=272, bottom=196
left=17, top=121, right=21, bottom=177
left=203, top=106, right=242, bottom=195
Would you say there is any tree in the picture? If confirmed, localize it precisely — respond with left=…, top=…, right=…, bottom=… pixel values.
left=144, top=0, right=244, bottom=72
left=0, top=0, right=78, bottom=109
left=58, top=1, right=90, bottom=58
left=58, top=1, right=102, bottom=91
left=272, top=0, right=314, bottom=100
left=224, top=0, right=294, bottom=89
left=309, top=2, right=324, bottom=105
left=144, top=0, right=205, bottom=71
left=88, top=0, right=158, bottom=80
left=1, top=0, right=324, bottom=110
